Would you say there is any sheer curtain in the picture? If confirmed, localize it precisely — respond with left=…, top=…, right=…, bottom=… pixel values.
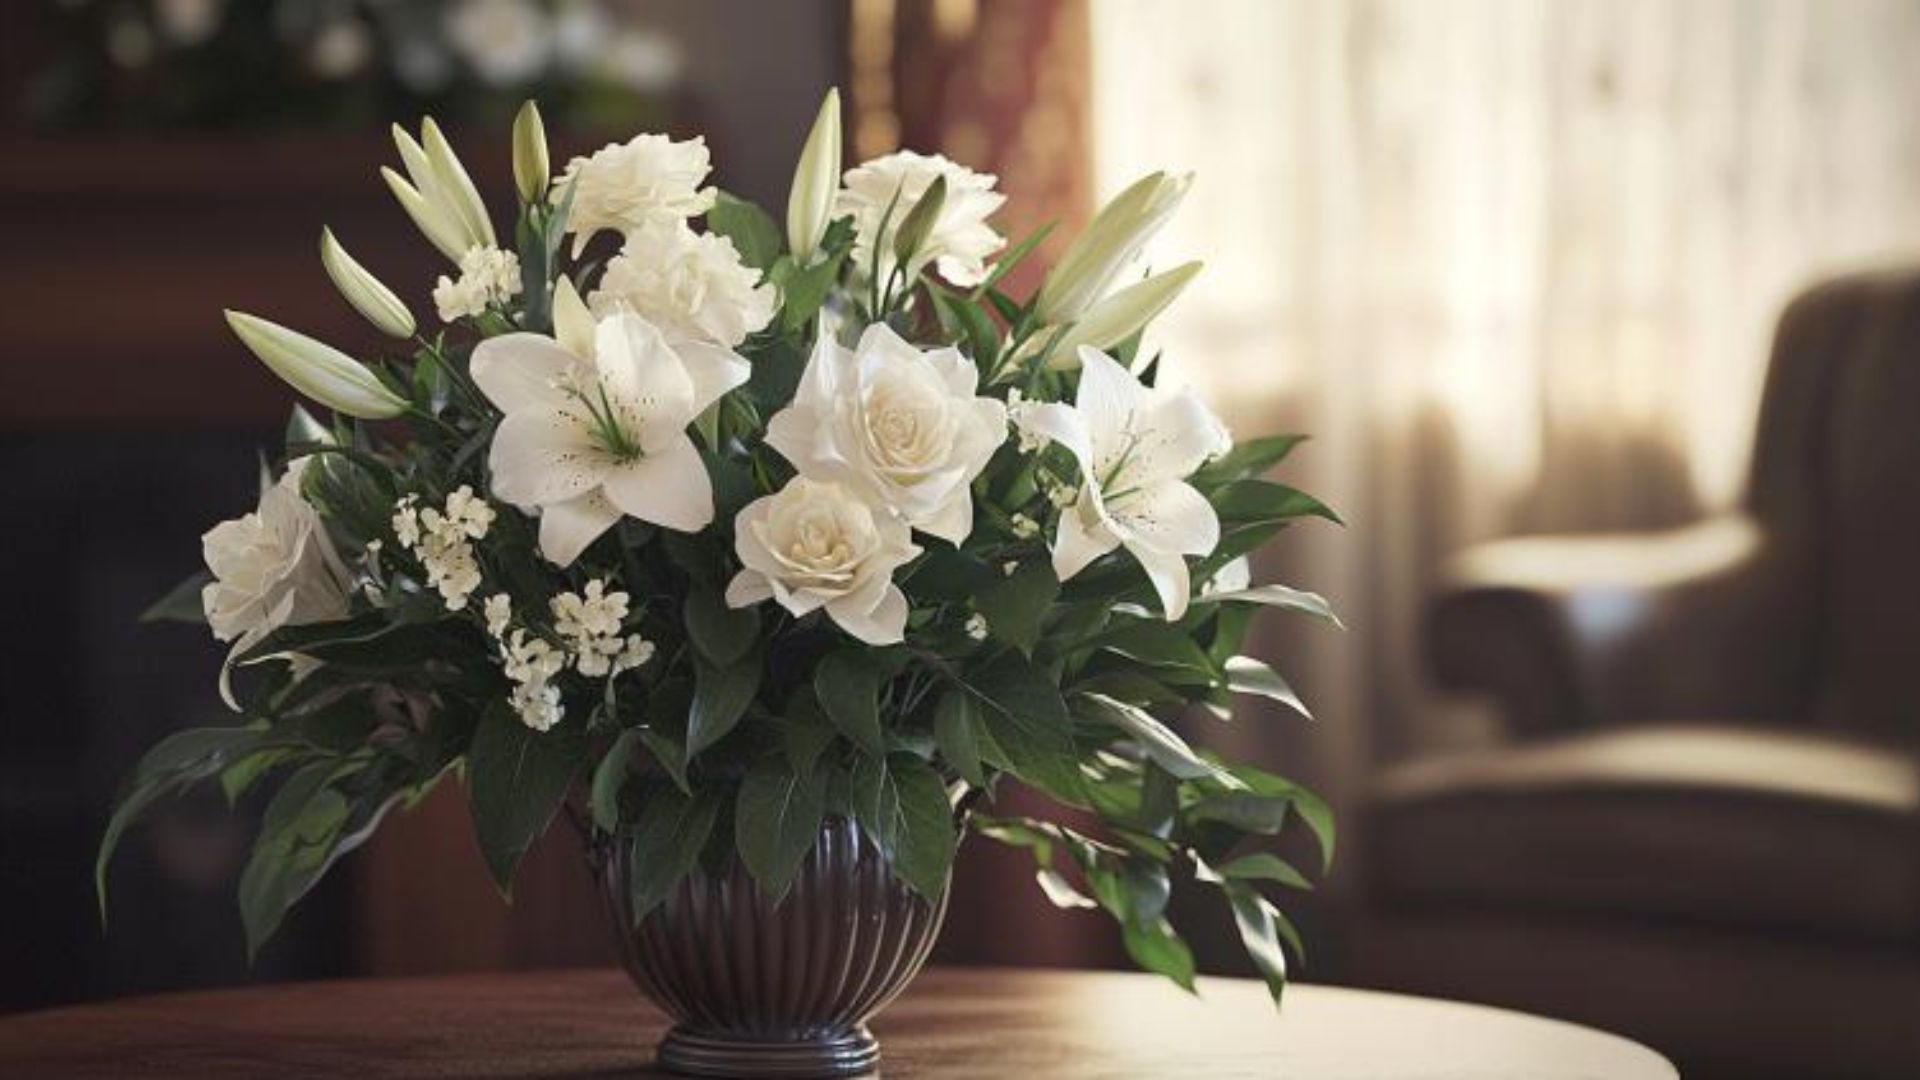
left=1091, top=0, right=1920, bottom=865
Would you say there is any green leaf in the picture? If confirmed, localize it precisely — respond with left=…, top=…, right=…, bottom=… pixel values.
left=140, top=573, right=211, bottom=624
left=931, top=690, right=986, bottom=787
left=1076, top=693, right=1225, bottom=783
left=1190, top=434, right=1308, bottom=489
left=1205, top=585, right=1343, bottom=628
left=735, top=753, right=829, bottom=900
left=625, top=785, right=722, bottom=921
left=857, top=756, right=955, bottom=900
left=97, top=725, right=265, bottom=920
left=465, top=700, right=589, bottom=895
left=814, top=651, right=884, bottom=754
left=974, top=559, right=1059, bottom=653
left=1096, top=620, right=1221, bottom=685
left=1229, top=764, right=1336, bottom=872
left=708, top=191, right=782, bottom=270
left=958, top=653, right=1084, bottom=804
left=1122, top=858, right=1172, bottom=926
left=970, top=222, right=1055, bottom=299
left=892, top=174, right=947, bottom=264
left=590, top=728, right=643, bottom=832
left=783, top=690, right=838, bottom=776
left=1187, top=791, right=1290, bottom=834
left=238, top=761, right=403, bottom=960
left=780, top=253, right=845, bottom=331
left=1217, top=852, right=1315, bottom=891
left=688, top=653, right=762, bottom=757
left=1223, top=656, right=1311, bottom=719
left=640, top=729, right=691, bottom=795
left=1225, top=882, right=1291, bottom=1003
left=1122, top=916, right=1197, bottom=993
left=684, top=585, right=759, bottom=667
left=1211, top=479, right=1342, bottom=526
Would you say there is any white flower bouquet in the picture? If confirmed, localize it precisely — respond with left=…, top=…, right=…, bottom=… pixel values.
left=99, top=93, right=1339, bottom=1000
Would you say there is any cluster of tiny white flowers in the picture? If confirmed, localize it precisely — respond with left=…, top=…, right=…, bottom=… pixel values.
left=433, top=245, right=524, bottom=322
left=392, top=486, right=496, bottom=611
left=1006, top=388, right=1049, bottom=453
left=550, top=579, right=655, bottom=677
left=1008, top=512, right=1040, bottom=540
left=501, top=628, right=567, bottom=732
left=1045, top=481, right=1079, bottom=510
left=479, top=579, right=655, bottom=732
left=965, top=612, right=990, bottom=641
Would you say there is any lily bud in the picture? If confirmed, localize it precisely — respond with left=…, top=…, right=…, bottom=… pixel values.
left=892, top=173, right=948, bottom=268
left=224, top=310, right=408, bottom=419
left=512, top=100, right=550, bottom=206
left=381, top=165, right=467, bottom=262
left=386, top=118, right=493, bottom=262
left=319, top=228, right=415, bottom=339
left=1048, top=261, right=1202, bottom=367
left=420, top=117, right=496, bottom=250
left=1037, top=171, right=1191, bottom=324
left=786, top=88, right=842, bottom=262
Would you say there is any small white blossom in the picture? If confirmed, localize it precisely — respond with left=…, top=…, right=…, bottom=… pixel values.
left=1047, top=482, right=1079, bottom=510
left=551, top=579, right=633, bottom=677
left=433, top=245, right=523, bottom=322
left=444, top=485, right=498, bottom=538
left=509, top=679, right=564, bottom=732
left=393, top=487, right=497, bottom=611
left=1002, top=560, right=1019, bottom=577
left=483, top=593, right=513, bottom=638
left=1007, top=388, right=1049, bottom=453
left=392, top=496, right=422, bottom=547
left=610, top=634, right=656, bottom=676
left=1008, top=513, right=1040, bottom=540
left=965, top=613, right=989, bottom=641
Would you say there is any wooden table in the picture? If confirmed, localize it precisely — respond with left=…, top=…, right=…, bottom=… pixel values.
left=0, top=967, right=1676, bottom=1078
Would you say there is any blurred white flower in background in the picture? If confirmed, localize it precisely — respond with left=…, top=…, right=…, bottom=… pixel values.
left=836, top=151, right=1005, bottom=287
left=589, top=221, right=775, bottom=347
left=445, top=0, right=553, bottom=87
left=155, top=0, right=225, bottom=46
left=309, top=17, right=373, bottom=80
left=598, top=27, right=684, bottom=93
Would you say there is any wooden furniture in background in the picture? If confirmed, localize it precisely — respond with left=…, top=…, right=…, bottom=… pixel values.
left=0, top=966, right=1676, bottom=1079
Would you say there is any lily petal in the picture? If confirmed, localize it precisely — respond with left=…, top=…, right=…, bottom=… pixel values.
left=538, top=491, right=621, bottom=567
left=601, top=434, right=714, bottom=532
left=672, top=338, right=753, bottom=415
left=1128, top=539, right=1194, bottom=621
left=470, top=333, right=577, bottom=414
left=594, top=314, right=696, bottom=453
left=1017, top=401, right=1094, bottom=473
left=551, top=277, right=596, bottom=360
left=1110, top=480, right=1220, bottom=557
left=1052, top=493, right=1121, bottom=581
left=488, top=405, right=606, bottom=507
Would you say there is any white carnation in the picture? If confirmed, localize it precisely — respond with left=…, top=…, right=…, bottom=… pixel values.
left=589, top=221, right=775, bottom=347
left=765, top=322, right=1007, bottom=544
left=835, top=150, right=1005, bottom=287
left=555, top=133, right=717, bottom=256
left=725, top=477, right=920, bottom=646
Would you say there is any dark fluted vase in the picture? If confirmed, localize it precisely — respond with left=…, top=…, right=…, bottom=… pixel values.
left=596, top=816, right=950, bottom=1078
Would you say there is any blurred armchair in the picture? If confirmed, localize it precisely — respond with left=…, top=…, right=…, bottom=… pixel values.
left=1359, top=269, right=1920, bottom=1080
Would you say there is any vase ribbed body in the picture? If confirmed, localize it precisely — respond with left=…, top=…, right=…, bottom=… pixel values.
left=597, top=816, right=949, bottom=1078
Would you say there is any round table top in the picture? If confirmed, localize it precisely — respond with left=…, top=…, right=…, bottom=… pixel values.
left=0, top=967, right=1675, bottom=1079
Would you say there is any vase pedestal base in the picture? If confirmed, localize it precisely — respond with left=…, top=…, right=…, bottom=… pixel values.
left=657, top=1024, right=880, bottom=1078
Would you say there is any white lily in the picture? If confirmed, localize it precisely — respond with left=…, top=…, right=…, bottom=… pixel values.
left=224, top=310, right=408, bottom=419
left=1016, top=346, right=1229, bottom=620
left=1036, top=171, right=1191, bottom=324
left=382, top=118, right=495, bottom=262
left=786, top=88, right=842, bottom=263
left=320, top=228, right=415, bottom=339
left=469, top=278, right=749, bottom=566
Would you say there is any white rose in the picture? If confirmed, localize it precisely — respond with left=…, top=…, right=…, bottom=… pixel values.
left=725, top=477, right=920, bottom=645
left=201, top=461, right=353, bottom=705
left=588, top=221, right=776, bottom=347
left=835, top=150, right=1005, bottom=287
left=766, top=322, right=1006, bottom=544
left=555, top=133, right=717, bottom=256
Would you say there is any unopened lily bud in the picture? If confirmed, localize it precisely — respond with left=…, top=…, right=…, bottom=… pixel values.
left=381, top=165, right=467, bottom=262
left=224, top=310, right=407, bottom=419
left=1038, top=171, right=1191, bottom=324
left=320, top=228, right=415, bottom=339
left=512, top=100, right=550, bottom=205
left=786, top=88, right=842, bottom=262
left=420, top=117, right=496, bottom=250
left=1048, top=261, right=1202, bottom=367
left=892, top=173, right=947, bottom=267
